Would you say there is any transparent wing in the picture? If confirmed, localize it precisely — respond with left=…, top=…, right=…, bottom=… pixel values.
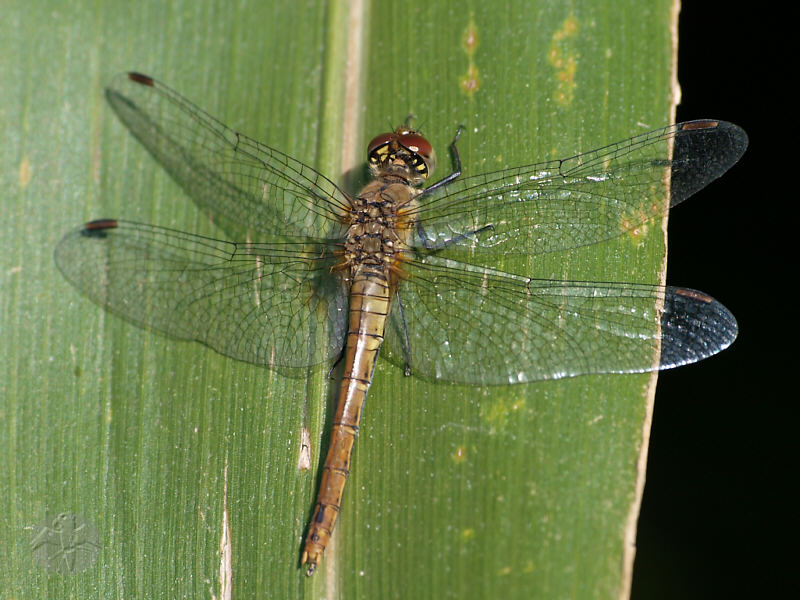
left=55, top=220, right=348, bottom=369
left=105, top=72, right=352, bottom=239
left=383, top=255, right=737, bottom=384
left=409, top=120, right=748, bottom=256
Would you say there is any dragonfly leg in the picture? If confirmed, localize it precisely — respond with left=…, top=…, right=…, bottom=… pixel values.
left=416, top=222, right=495, bottom=251
left=419, top=125, right=464, bottom=195
left=327, top=340, right=347, bottom=380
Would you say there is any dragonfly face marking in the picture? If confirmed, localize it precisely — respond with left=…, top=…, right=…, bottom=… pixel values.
left=367, top=126, right=436, bottom=184
left=55, top=72, right=747, bottom=576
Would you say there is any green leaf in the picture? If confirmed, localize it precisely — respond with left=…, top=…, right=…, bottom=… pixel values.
left=1, top=1, right=675, bottom=598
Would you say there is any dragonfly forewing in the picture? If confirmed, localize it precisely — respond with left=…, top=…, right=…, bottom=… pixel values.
left=106, top=73, right=352, bottom=241
left=406, top=120, right=747, bottom=259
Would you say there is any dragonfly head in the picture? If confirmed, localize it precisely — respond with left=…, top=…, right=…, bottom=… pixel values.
left=367, top=126, right=436, bottom=185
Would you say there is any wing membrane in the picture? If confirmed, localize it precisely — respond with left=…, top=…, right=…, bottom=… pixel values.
left=55, top=220, right=348, bottom=368
left=410, top=121, right=747, bottom=256
left=383, top=255, right=737, bottom=384
left=70, top=75, right=745, bottom=381
left=106, top=72, right=352, bottom=239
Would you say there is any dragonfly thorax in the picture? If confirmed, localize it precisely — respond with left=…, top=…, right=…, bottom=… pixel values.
left=343, top=180, right=417, bottom=274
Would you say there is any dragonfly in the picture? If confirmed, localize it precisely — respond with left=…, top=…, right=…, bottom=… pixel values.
left=55, top=72, right=747, bottom=575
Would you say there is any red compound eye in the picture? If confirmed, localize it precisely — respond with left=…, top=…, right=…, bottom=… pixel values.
left=397, top=133, right=433, bottom=160
left=367, top=132, right=395, bottom=156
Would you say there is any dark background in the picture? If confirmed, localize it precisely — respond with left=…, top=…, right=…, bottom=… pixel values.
left=631, top=4, right=788, bottom=599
